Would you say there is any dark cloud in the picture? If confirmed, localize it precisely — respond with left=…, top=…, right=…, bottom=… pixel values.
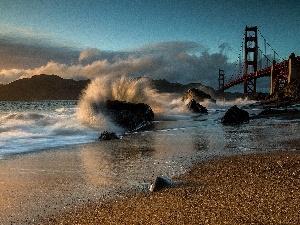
left=132, top=42, right=235, bottom=87
left=0, top=37, right=235, bottom=89
left=0, top=34, right=80, bottom=70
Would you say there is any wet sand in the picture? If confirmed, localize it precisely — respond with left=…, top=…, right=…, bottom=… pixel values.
left=39, top=150, right=300, bottom=225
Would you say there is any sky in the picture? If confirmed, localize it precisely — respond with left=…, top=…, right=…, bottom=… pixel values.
left=0, top=0, right=299, bottom=91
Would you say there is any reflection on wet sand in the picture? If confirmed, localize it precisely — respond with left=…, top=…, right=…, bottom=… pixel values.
left=0, top=114, right=298, bottom=223
left=79, top=129, right=204, bottom=186
left=79, top=136, right=156, bottom=186
left=0, top=147, right=85, bottom=223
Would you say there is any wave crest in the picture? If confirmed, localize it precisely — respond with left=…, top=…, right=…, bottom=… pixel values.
left=5, top=113, right=44, bottom=120
left=76, top=76, right=185, bottom=133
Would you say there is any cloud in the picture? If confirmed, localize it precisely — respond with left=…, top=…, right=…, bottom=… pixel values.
left=133, top=42, right=234, bottom=86
left=135, top=41, right=203, bottom=57
left=0, top=27, right=80, bottom=70
left=0, top=69, right=26, bottom=84
left=79, top=48, right=101, bottom=62
left=0, top=39, right=235, bottom=89
left=218, top=43, right=232, bottom=55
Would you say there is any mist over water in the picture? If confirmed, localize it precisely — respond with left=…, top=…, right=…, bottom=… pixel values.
left=76, top=75, right=189, bottom=133
left=0, top=78, right=298, bottom=162
left=0, top=75, right=261, bottom=159
left=1, top=74, right=198, bottom=158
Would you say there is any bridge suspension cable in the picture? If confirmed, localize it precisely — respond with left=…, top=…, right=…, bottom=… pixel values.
left=227, top=32, right=245, bottom=84
left=257, top=28, right=285, bottom=62
left=229, top=27, right=285, bottom=80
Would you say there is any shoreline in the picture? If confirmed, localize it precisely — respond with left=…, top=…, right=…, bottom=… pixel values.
left=38, top=150, right=300, bottom=224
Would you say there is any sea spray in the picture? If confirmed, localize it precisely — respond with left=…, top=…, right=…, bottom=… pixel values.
left=76, top=76, right=187, bottom=133
left=215, top=97, right=256, bottom=107
left=0, top=101, right=98, bottom=158
left=76, top=75, right=260, bottom=133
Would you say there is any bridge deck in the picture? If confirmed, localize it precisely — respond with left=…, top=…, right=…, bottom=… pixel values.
left=222, top=57, right=297, bottom=90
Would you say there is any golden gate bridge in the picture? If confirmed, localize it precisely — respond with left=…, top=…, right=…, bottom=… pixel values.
left=218, top=26, right=300, bottom=95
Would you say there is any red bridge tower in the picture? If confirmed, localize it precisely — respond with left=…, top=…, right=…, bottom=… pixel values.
left=244, top=26, right=258, bottom=95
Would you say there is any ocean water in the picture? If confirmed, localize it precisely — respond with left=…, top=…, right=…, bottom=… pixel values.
left=0, top=76, right=299, bottom=163
left=0, top=100, right=99, bottom=158
left=0, top=76, right=300, bottom=186
left=1, top=98, right=299, bottom=165
left=0, top=77, right=299, bottom=222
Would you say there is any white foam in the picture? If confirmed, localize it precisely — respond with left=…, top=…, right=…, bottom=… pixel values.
left=0, top=103, right=98, bottom=158
left=76, top=76, right=188, bottom=133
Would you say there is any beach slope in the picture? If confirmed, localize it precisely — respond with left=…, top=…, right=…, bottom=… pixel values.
left=40, top=151, right=300, bottom=224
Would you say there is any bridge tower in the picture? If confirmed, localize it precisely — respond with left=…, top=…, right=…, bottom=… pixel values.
left=218, top=69, right=225, bottom=92
left=243, top=26, right=258, bottom=95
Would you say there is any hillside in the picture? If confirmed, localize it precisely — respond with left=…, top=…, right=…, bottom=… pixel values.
left=0, top=74, right=90, bottom=101
left=149, top=79, right=244, bottom=100
left=0, top=74, right=238, bottom=101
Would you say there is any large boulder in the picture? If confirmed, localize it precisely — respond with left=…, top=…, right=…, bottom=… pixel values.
left=221, top=105, right=249, bottom=124
left=99, top=131, right=120, bottom=140
left=149, top=176, right=173, bottom=192
left=186, top=99, right=208, bottom=114
left=183, top=88, right=216, bottom=103
left=104, top=100, right=154, bottom=132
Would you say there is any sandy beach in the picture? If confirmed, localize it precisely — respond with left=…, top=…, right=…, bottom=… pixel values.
left=37, top=150, right=300, bottom=225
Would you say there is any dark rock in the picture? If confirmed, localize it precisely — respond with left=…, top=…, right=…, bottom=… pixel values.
left=104, top=100, right=154, bottom=132
left=183, top=88, right=216, bottom=103
left=149, top=176, right=173, bottom=192
left=186, top=99, right=208, bottom=114
left=99, top=131, right=120, bottom=140
left=221, top=105, right=249, bottom=124
left=258, top=107, right=299, bottom=117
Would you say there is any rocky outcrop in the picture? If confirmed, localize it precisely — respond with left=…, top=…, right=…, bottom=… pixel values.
left=268, top=79, right=300, bottom=102
left=99, top=131, right=120, bottom=140
left=221, top=105, right=249, bottom=124
left=183, top=88, right=216, bottom=103
left=104, top=100, right=154, bottom=132
left=186, top=99, right=208, bottom=114
left=149, top=176, right=173, bottom=192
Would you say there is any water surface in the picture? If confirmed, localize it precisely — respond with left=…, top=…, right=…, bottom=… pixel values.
left=0, top=100, right=299, bottom=223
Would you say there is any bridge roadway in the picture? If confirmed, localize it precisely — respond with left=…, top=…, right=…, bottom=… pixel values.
left=223, top=55, right=300, bottom=91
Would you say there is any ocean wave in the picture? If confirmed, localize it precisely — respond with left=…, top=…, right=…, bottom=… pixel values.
left=0, top=104, right=99, bottom=158
left=76, top=76, right=193, bottom=133
left=75, top=75, right=256, bottom=133
left=5, top=113, right=45, bottom=120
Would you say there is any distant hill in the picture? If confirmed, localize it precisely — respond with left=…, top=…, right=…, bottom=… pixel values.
left=150, top=79, right=217, bottom=94
left=0, top=74, right=241, bottom=101
left=0, top=74, right=90, bottom=101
